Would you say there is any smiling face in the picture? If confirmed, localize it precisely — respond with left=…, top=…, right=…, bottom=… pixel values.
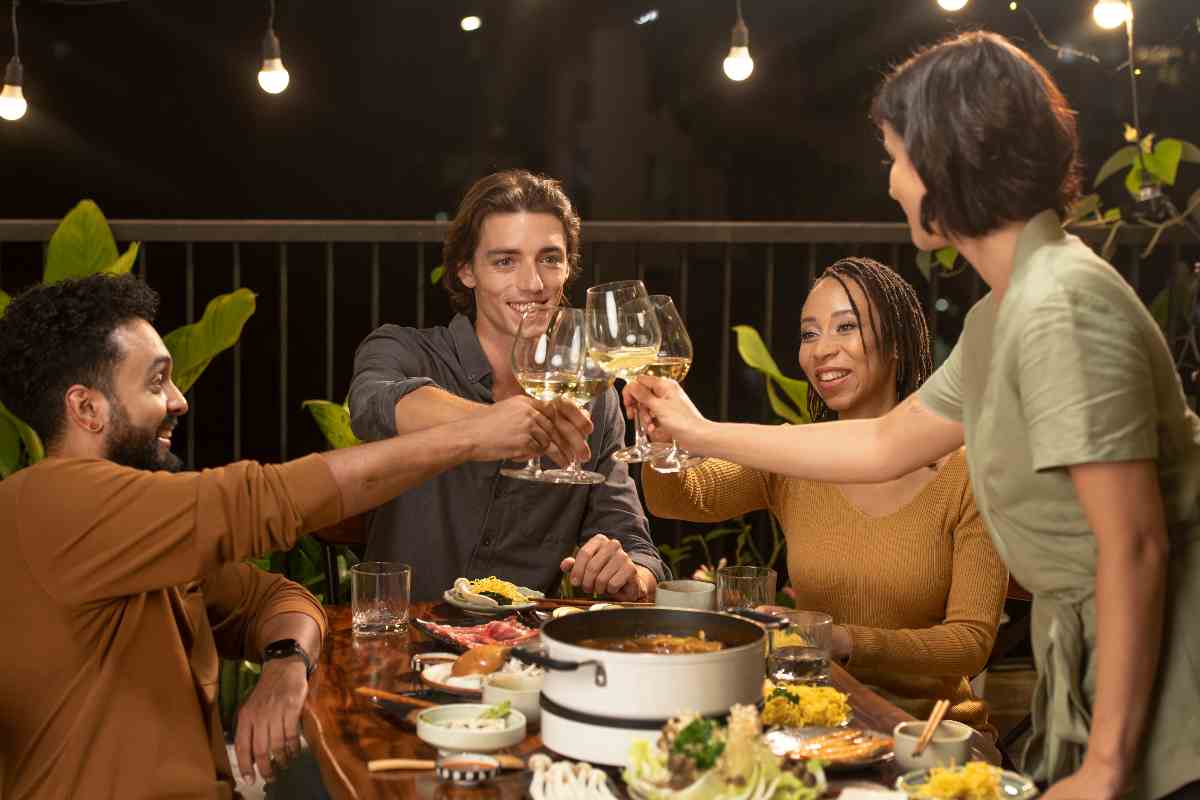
left=457, top=211, right=570, bottom=350
left=882, top=124, right=949, bottom=252
left=103, top=319, right=188, bottom=471
left=798, top=276, right=898, bottom=421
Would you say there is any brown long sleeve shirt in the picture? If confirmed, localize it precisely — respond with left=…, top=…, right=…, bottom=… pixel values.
left=0, top=455, right=343, bottom=800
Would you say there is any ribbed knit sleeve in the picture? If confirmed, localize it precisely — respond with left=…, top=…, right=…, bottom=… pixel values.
left=842, top=472, right=1007, bottom=677
left=641, top=457, right=776, bottom=523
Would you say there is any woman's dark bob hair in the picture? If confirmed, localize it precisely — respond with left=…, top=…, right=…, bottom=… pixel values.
left=871, top=31, right=1082, bottom=240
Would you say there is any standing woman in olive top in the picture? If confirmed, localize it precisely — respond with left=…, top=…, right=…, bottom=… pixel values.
left=627, top=31, right=1200, bottom=800
left=643, top=256, right=1007, bottom=733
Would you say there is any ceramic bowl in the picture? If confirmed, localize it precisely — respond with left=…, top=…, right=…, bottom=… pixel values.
left=892, top=719, right=972, bottom=771
left=435, top=752, right=500, bottom=785
left=895, top=765, right=1038, bottom=798
left=654, top=579, right=717, bottom=610
left=482, top=671, right=543, bottom=727
left=415, top=704, right=527, bottom=753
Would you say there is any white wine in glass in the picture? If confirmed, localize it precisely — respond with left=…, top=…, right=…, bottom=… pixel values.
left=541, top=354, right=611, bottom=485
left=647, top=295, right=706, bottom=473
left=585, top=280, right=669, bottom=463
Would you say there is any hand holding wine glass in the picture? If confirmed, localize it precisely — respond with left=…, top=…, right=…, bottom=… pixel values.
left=645, top=295, right=706, bottom=473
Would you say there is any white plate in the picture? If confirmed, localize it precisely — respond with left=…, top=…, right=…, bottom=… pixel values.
left=416, top=704, right=527, bottom=753
left=443, top=586, right=545, bottom=614
left=895, top=766, right=1038, bottom=798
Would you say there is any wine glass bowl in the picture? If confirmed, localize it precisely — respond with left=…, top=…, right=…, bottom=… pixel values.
left=646, top=294, right=706, bottom=473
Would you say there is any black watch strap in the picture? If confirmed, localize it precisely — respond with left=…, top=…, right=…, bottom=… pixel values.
left=263, top=638, right=315, bottom=678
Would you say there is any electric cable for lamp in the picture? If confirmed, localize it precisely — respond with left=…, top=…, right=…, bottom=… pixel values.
left=258, top=0, right=289, bottom=94
left=0, top=0, right=27, bottom=122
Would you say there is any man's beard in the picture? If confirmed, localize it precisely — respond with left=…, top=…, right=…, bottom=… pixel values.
left=105, top=400, right=184, bottom=473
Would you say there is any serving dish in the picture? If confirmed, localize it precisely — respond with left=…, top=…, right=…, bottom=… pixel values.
left=764, top=726, right=893, bottom=771
left=895, top=765, right=1038, bottom=799
left=415, top=703, right=527, bottom=753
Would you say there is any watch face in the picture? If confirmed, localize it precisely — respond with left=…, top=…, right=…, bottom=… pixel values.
left=265, top=639, right=300, bottom=658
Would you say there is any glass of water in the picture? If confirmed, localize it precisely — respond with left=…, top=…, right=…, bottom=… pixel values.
left=351, top=561, right=411, bottom=637
left=715, top=565, right=778, bottom=611
left=767, top=610, right=834, bottom=685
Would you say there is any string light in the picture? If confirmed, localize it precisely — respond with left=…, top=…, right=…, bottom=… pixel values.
left=937, top=0, right=968, bottom=11
left=257, top=0, right=290, bottom=95
left=1092, top=0, right=1132, bottom=30
left=460, top=16, right=482, bottom=32
left=1009, top=2, right=1019, bottom=11
left=723, top=0, right=753, bottom=82
left=0, top=0, right=25, bottom=122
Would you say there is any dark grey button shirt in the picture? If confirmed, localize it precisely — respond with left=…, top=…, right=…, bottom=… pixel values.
left=348, top=314, right=668, bottom=602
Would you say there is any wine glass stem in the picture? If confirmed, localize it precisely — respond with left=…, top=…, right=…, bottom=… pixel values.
left=634, top=405, right=650, bottom=450
left=527, top=456, right=541, bottom=473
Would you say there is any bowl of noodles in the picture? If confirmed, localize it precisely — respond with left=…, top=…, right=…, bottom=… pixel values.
left=760, top=681, right=852, bottom=728
left=896, top=762, right=1038, bottom=799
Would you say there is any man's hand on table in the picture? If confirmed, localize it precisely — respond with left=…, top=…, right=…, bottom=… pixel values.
left=560, top=533, right=656, bottom=601
left=234, top=657, right=309, bottom=784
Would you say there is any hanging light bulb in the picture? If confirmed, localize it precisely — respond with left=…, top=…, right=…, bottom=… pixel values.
left=460, top=16, right=482, bottom=32
left=257, top=0, right=290, bottom=94
left=937, top=0, right=968, bottom=11
left=722, top=0, right=753, bottom=81
left=1092, top=0, right=1131, bottom=29
left=1, top=0, right=25, bottom=122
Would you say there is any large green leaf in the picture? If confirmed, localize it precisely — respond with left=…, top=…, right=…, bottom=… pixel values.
left=732, top=325, right=810, bottom=423
left=1181, top=141, right=1200, bottom=166
left=1064, top=193, right=1102, bottom=225
left=934, top=246, right=958, bottom=271
left=0, top=400, right=44, bottom=478
left=302, top=400, right=362, bottom=449
left=0, top=288, right=10, bottom=318
left=1147, top=139, right=1184, bottom=187
left=1094, top=145, right=1139, bottom=188
left=43, top=200, right=120, bottom=284
left=162, top=288, right=257, bottom=394
left=103, top=241, right=140, bottom=275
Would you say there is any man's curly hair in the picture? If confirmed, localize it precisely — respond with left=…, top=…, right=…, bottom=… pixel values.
left=0, top=273, right=160, bottom=446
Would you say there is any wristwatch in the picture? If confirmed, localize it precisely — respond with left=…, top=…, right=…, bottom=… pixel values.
left=263, top=638, right=316, bottom=678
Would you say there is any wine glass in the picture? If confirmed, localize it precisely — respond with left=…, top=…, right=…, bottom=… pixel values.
left=541, top=345, right=611, bottom=485
left=500, top=306, right=606, bottom=485
left=646, top=295, right=706, bottom=473
left=585, top=280, right=669, bottom=463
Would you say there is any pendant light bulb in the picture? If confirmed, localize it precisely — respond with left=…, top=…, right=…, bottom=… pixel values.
left=723, top=6, right=753, bottom=82
left=258, top=29, right=289, bottom=94
left=1092, top=0, right=1131, bottom=29
left=0, top=57, right=25, bottom=121
left=937, top=0, right=968, bottom=10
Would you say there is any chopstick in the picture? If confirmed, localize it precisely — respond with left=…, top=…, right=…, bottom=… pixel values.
left=367, top=754, right=526, bottom=772
left=533, top=597, right=653, bottom=608
left=355, top=685, right=438, bottom=709
left=911, top=699, right=951, bottom=756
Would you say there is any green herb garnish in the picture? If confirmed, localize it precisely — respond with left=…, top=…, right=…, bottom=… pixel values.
left=479, top=700, right=512, bottom=721
left=480, top=591, right=513, bottom=606
left=670, top=718, right=725, bottom=771
left=769, top=687, right=800, bottom=704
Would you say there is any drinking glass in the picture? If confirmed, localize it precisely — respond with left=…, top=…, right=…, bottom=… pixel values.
left=499, top=306, right=564, bottom=482
left=521, top=307, right=608, bottom=485
left=645, top=295, right=706, bottom=473
left=584, top=280, right=668, bottom=463
left=766, top=610, right=834, bottom=686
left=715, top=565, right=778, bottom=611
left=351, top=561, right=411, bottom=637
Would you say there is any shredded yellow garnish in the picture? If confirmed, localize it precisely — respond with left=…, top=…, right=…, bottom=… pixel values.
left=760, top=681, right=851, bottom=728
left=468, top=576, right=528, bottom=603
left=915, top=761, right=1002, bottom=799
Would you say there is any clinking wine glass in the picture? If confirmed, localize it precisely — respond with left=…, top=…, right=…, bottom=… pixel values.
left=646, top=295, right=706, bottom=473
left=584, top=280, right=669, bottom=463
left=500, top=306, right=606, bottom=485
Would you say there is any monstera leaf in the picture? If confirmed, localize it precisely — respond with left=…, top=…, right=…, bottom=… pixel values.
left=732, top=325, right=810, bottom=424
left=302, top=400, right=361, bottom=449
left=162, top=289, right=257, bottom=394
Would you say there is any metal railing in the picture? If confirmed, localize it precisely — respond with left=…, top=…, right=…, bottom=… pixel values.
left=1, top=219, right=1195, bottom=476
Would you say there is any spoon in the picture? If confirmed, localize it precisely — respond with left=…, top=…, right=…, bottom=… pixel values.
left=451, top=644, right=512, bottom=677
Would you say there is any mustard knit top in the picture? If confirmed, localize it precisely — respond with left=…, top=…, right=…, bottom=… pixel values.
left=642, top=449, right=1008, bottom=733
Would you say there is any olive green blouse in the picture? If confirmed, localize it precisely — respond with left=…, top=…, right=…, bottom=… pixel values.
left=918, top=210, right=1200, bottom=799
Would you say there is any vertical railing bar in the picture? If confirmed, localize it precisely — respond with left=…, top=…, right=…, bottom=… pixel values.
left=889, top=243, right=900, bottom=275
left=589, top=243, right=598, bottom=288
left=185, top=242, right=196, bottom=470
left=370, top=243, right=381, bottom=331
left=0, top=241, right=4, bottom=288
left=679, top=245, right=689, bottom=323
left=279, top=243, right=289, bottom=461
left=635, top=243, right=644, bottom=284
left=417, top=243, right=426, bottom=329
left=325, top=242, right=335, bottom=401
left=763, top=243, right=775, bottom=423
left=720, top=243, right=732, bottom=421
left=806, top=243, right=817, bottom=291
left=137, top=242, right=146, bottom=279
left=232, top=243, right=242, bottom=461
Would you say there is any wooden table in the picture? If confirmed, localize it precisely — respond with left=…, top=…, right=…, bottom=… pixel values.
left=303, top=604, right=999, bottom=799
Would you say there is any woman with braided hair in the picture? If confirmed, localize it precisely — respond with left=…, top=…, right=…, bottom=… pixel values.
left=642, top=256, right=1008, bottom=735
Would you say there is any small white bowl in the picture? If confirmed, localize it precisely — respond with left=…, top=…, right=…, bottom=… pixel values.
left=416, top=704, right=527, bottom=753
left=482, top=671, right=543, bottom=728
left=892, top=719, right=972, bottom=772
left=654, top=579, right=716, bottom=610
left=436, top=752, right=500, bottom=785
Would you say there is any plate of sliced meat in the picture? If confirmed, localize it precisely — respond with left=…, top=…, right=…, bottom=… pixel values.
left=412, top=618, right=541, bottom=652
